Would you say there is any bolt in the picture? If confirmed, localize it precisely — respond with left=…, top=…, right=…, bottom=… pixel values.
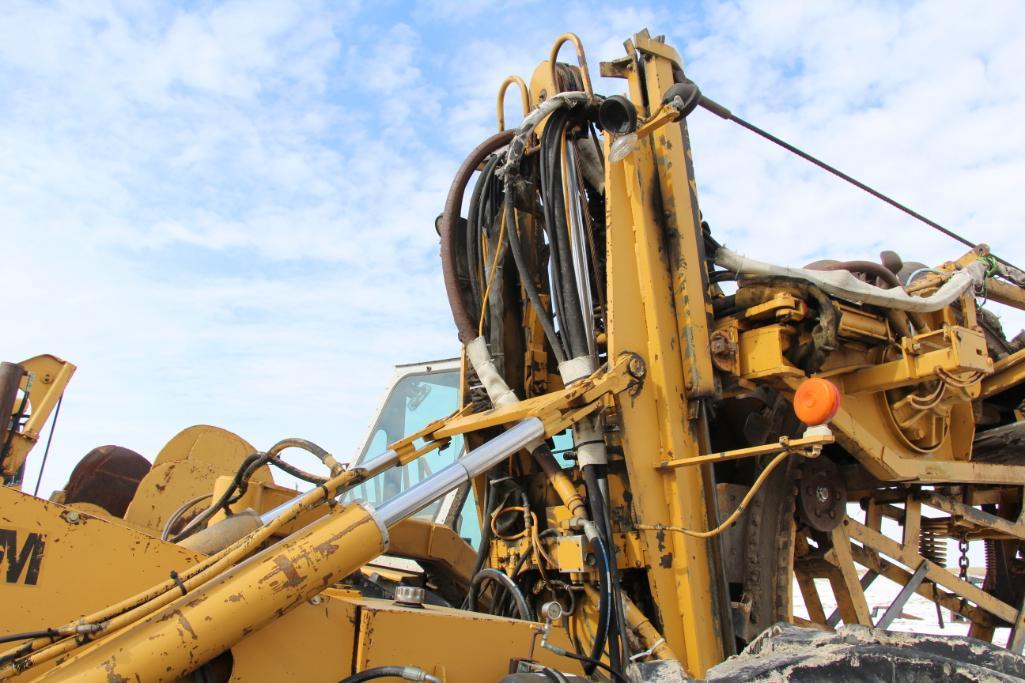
left=308, top=595, right=324, bottom=606
left=394, top=585, right=426, bottom=607
left=627, top=355, right=646, bottom=379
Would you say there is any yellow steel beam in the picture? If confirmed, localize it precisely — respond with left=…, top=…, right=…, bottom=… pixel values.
left=841, top=326, right=991, bottom=395
left=433, top=356, right=635, bottom=439
left=633, top=30, right=717, bottom=399
left=602, top=40, right=724, bottom=673
left=843, top=542, right=996, bottom=627
left=2, top=355, right=75, bottom=481
left=846, top=518, right=1017, bottom=623
left=824, top=524, right=871, bottom=625
left=920, top=491, right=1025, bottom=542
left=981, top=347, right=1025, bottom=399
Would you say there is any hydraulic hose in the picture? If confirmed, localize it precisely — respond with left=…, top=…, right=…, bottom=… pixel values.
left=339, top=666, right=440, bottom=682
left=809, top=260, right=902, bottom=289
left=441, top=129, right=515, bottom=343
left=582, top=467, right=625, bottom=673
left=467, top=568, right=533, bottom=621
left=465, top=479, right=499, bottom=604
left=170, top=452, right=264, bottom=542
left=716, top=246, right=987, bottom=313
left=503, top=191, right=568, bottom=364
left=466, top=154, right=503, bottom=319
left=541, top=109, right=588, bottom=359
left=584, top=531, right=612, bottom=677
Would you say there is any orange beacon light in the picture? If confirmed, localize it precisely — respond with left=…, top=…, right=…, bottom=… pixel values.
left=794, top=378, right=841, bottom=426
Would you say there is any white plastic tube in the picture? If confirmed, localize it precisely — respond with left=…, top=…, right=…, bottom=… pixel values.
left=715, top=247, right=986, bottom=313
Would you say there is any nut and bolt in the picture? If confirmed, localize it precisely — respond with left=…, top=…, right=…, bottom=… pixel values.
left=394, top=585, right=426, bottom=607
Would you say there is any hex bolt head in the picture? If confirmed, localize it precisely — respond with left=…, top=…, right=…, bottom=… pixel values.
left=394, top=585, right=426, bottom=607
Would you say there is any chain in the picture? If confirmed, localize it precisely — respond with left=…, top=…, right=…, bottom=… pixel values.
left=958, top=534, right=970, bottom=582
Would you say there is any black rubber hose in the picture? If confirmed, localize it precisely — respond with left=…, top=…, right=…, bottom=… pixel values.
left=467, top=154, right=503, bottom=319
left=339, top=666, right=421, bottom=682
left=552, top=113, right=590, bottom=360
left=0, top=629, right=58, bottom=645
left=550, top=651, right=628, bottom=683
left=464, top=479, right=498, bottom=606
left=584, top=467, right=631, bottom=666
left=541, top=109, right=588, bottom=359
left=170, top=452, right=264, bottom=542
left=504, top=189, right=568, bottom=364
left=467, top=568, right=533, bottom=621
left=582, top=465, right=610, bottom=672
left=809, top=259, right=902, bottom=289
left=540, top=112, right=568, bottom=324
left=538, top=112, right=567, bottom=332
left=264, top=456, right=327, bottom=485
left=441, top=130, right=515, bottom=343
left=539, top=667, right=569, bottom=683
left=586, top=533, right=613, bottom=677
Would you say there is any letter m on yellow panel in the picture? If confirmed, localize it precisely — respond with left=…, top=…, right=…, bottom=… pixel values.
left=0, top=528, right=45, bottom=585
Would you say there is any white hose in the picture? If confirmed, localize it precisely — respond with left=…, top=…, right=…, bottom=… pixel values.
left=715, top=246, right=986, bottom=313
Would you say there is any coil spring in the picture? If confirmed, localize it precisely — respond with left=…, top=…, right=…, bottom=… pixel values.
left=919, top=519, right=948, bottom=567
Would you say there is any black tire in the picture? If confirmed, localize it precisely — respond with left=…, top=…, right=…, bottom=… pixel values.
left=738, top=456, right=798, bottom=643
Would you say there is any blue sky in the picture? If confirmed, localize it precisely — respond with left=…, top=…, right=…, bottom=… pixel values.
left=2, top=0, right=1024, bottom=495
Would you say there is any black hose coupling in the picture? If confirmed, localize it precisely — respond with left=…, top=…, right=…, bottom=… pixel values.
left=598, top=95, right=638, bottom=134
left=661, top=79, right=703, bottom=117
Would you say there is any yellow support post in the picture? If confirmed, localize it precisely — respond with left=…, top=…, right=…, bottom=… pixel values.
left=603, top=39, right=726, bottom=674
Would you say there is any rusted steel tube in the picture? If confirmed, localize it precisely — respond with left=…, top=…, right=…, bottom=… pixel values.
left=440, top=129, right=514, bottom=343
left=34, top=503, right=389, bottom=683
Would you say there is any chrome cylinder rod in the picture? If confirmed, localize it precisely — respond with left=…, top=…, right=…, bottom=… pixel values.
left=376, top=418, right=544, bottom=527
